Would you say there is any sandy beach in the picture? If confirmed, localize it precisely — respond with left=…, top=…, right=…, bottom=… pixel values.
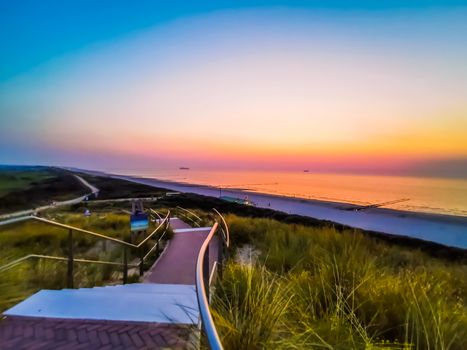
left=76, top=169, right=467, bottom=249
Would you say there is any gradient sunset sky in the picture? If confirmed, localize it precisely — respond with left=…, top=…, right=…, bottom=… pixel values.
left=1, top=1, right=466, bottom=177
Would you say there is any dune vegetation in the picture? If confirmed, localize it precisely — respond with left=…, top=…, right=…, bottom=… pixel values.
left=211, top=215, right=467, bottom=350
left=0, top=168, right=88, bottom=214
left=1, top=172, right=466, bottom=349
left=0, top=168, right=53, bottom=197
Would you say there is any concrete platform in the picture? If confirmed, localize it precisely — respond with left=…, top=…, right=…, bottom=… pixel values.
left=4, top=284, right=199, bottom=325
left=78, top=283, right=196, bottom=294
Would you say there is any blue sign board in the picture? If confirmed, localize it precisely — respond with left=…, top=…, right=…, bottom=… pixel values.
left=130, top=213, right=149, bottom=232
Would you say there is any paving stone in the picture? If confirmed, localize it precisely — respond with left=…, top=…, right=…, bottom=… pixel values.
left=0, top=317, right=194, bottom=349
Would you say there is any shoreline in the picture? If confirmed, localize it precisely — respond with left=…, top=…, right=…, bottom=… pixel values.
left=73, top=168, right=467, bottom=249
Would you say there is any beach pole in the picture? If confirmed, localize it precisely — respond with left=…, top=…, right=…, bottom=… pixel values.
left=203, top=244, right=210, bottom=301
left=67, top=229, right=74, bottom=289
left=139, top=248, right=144, bottom=276
left=217, top=230, right=223, bottom=279
left=123, top=246, right=128, bottom=284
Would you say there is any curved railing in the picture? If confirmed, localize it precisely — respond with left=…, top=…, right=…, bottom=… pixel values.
left=150, top=209, right=163, bottom=222
left=143, top=209, right=171, bottom=262
left=195, top=222, right=223, bottom=350
left=195, top=209, right=230, bottom=350
left=213, top=208, right=230, bottom=249
left=176, top=206, right=202, bottom=227
left=0, top=210, right=170, bottom=286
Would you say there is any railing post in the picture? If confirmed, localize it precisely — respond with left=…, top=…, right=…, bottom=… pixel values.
left=156, top=220, right=167, bottom=257
left=123, top=246, right=128, bottom=284
left=139, top=248, right=144, bottom=276
left=67, top=229, right=74, bottom=289
left=203, top=243, right=210, bottom=302
left=156, top=241, right=161, bottom=256
left=217, top=231, right=224, bottom=279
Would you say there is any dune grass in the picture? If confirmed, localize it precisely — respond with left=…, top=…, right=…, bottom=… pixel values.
left=211, top=215, right=467, bottom=350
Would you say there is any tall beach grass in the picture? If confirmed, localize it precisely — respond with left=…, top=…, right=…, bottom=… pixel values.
left=211, top=215, right=467, bottom=349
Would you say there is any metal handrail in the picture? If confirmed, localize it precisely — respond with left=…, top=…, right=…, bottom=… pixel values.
left=195, top=222, right=223, bottom=350
left=137, top=211, right=170, bottom=247
left=0, top=254, right=139, bottom=274
left=142, top=241, right=161, bottom=262
left=142, top=218, right=171, bottom=261
left=176, top=206, right=202, bottom=222
left=0, top=210, right=171, bottom=285
left=32, top=216, right=137, bottom=248
left=176, top=206, right=202, bottom=227
left=30, top=210, right=170, bottom=249
left=177, top=212, right=199, bottom=226
left=213, top=208, right=230, bottom=248
left=150, top=208, right=163, bottom=221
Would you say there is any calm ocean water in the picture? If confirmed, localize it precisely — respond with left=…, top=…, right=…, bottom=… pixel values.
left=112, top=169, right=467, bottom=217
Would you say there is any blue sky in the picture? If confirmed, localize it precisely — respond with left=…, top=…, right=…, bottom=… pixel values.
left=0, top=1, right=466, bottom=176
left=2, top=0, right=466, bottom=80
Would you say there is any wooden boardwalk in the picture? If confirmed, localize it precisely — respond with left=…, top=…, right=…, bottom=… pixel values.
left=0, top=216, right=219, bottom=349
left=145, top=218, right=218, bottom=285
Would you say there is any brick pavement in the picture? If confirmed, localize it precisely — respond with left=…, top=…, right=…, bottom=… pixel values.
left=0, top=316, right=196, bottom=349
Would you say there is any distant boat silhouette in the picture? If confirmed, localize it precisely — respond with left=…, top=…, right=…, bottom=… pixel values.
left=303, top=170, right=309, bottom=173
left=179, top=167, right=190, bottom=170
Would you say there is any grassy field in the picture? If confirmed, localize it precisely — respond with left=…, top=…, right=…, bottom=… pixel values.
left=80, top=174, right=168, bottom=199
left=211, top=215, right=467, bottom=350
left=0, top=167, right=52, bottom=196
left=0, top=167, right=88, bottom=214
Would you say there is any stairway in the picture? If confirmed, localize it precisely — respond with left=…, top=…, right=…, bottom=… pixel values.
left=0, top=216, right=218, bottom=349
left=4, top=283, right=199, bottom=325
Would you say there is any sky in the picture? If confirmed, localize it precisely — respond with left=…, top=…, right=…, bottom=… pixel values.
left=1, top=1, right=466, bottom=177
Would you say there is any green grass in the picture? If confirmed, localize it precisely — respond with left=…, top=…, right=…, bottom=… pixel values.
left=80, top=174, right=167, bottom=199
left=0, top=169, right=52, bottom=196
left=211, top=215, right=467, bottom=350
left=0, top=168, right=89, bottom=214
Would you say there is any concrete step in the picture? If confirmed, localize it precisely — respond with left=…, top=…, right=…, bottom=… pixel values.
left=79, top=283, right=196, bottom=295
left=173, top=227, right=212, bottom=233
left=4, top=284, right=199, bottom=325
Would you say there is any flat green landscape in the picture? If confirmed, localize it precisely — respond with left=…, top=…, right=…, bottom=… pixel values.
left=0, top=168, right=52, bottom=196
left=0, top=167, right=88, bottom=214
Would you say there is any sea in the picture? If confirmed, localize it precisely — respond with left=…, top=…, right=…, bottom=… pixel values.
left=108, top=169, right=467, bottom=218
